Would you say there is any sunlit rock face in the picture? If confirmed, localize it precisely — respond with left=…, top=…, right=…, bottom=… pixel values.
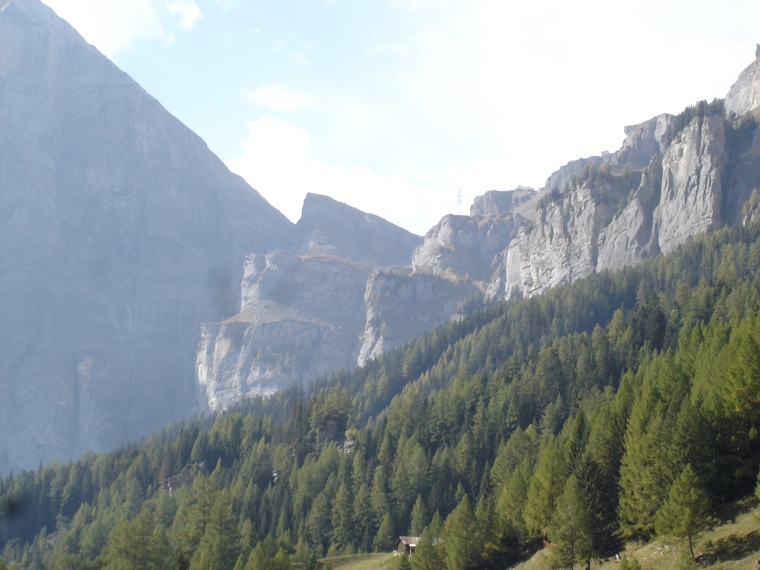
left=0, top=0, right=292, bottom=472
left=198, top=45, right=760, bottom=409
left=725, top=47, right=760, bottom=117
left=503, top=51, right=760, bottom=300
left=197, top=195, right=423, bottom=410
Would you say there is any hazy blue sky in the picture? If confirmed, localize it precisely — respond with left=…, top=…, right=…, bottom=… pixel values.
left=45, top=0, right=760, bottom=234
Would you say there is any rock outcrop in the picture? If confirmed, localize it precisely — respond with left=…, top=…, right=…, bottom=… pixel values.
left=503, top=51, right=760, bottom=298
left=197, top=195, right=423, bottom=410
left=0, top=0, right=291, bottom=472
left=199, top=48, right=760, bottom=406
left=726, top=49, right=760, bottom=117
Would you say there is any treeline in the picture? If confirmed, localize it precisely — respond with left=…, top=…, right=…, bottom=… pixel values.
left=663, top=98, right=726, bottom=146
left=2, top=222, right=760, bottom=569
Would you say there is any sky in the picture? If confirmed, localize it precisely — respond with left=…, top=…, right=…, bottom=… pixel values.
left=43, top=0, right=760, bottom=235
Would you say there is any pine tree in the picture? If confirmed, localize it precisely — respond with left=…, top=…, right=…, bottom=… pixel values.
left=410, top=525, right=444, bottom=570
left=548, top=475, right=592, bottom=570
left=655, top=464, right=711, bottom=560
left=374, top=512, right=396, bottom=552
left=443, top=496, right=481, bottom=570
left=409, top=495, right=427, bottom=536
left=523, top=435, right=566, bottom=537
left=396, top=552, right=412, bottom=570
left=191, top=490, right=241, bottom=570
left=102, top=511, right=170, bottom=570
left=330, top=482, right=354, bottom=551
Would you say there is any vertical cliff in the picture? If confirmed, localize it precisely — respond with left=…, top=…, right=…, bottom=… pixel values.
left=0, top=0, right=292, bottom=472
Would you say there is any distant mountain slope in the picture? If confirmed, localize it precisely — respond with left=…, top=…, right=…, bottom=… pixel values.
left=198, top=48, right=760, bottom=409
left=0, top=0, right=292, bottom=472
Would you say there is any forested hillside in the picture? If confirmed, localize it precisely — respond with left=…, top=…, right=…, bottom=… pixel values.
left=3, top=222, right=760, bottom=569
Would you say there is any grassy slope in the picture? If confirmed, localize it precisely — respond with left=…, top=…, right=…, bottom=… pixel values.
left=319, top=498, right=759, bottom=570
left=516, top=498, right=760, bottom=570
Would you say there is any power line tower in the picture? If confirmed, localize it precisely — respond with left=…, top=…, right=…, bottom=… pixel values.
left=457, top=186, right=462, bottom=215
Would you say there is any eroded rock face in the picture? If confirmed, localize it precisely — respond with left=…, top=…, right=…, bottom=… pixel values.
left=597, top=156, right=662, bottom=271
left=358, top=270, right=479, bottom=366
left=726, top=52, right=760, bottom=117
left=286, top=193, right=421, bottom=266
left=197, top=251, right=371, bottom=410
left=504, top=111, right=737, bottom=297
left=411, top=214, right=520, bottom=283
left=505, top=187, right=599, bottom=298
left=196, top=194, right=425, bottom=409
left=0, top=0, right=292, bottom=472
left=470, top=188, right=534, bottom=217
left=654, top=114, right=727, bottom=254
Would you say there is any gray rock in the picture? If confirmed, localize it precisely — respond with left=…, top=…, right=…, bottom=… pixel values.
left=654, top=114, right=726, bottom=254
left=597, top=156, right=662, bottom=271
left=197, top=251, right=370, bottom=410
left=197, top=195, right=424, bottom=408
left=614, top=114, right=673, bottom=171
left=0, top=0, right=291, bottom=472
left=470, top=188, right=535, bottom=217
left=286, top=193, right=421, bottom=267
left=411, top=214, right=519, bottom=283
left=358, top=270, right=479, bottom=366
left=726, top=48, right=760, bottom=117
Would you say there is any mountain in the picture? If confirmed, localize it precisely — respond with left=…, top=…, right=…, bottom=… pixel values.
left=4, top=215, right=760, bottom=568
left=197, top=194, right=423, bottom=410
left=0, top=0, right=292, bottom=472
left=6, top=0, right=760, bottom=474
left=199, top=49, right=760, bottom=407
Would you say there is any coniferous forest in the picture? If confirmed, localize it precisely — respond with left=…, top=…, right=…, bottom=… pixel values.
left=3, top=221, right=760, bottom=569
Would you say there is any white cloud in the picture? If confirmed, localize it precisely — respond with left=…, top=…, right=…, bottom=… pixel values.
left=44, top=0, right=202, bottom=57
left=225, top=117, right=432, bottom=232
left=242, top=84, right=315, bottom=112
left=45, top=0, right=164, bottom=56
left=364, top=43, right=410, bottom=57
left=288, top=51, right=309, bottom=66
left=166, top=0, right=203, bottom=31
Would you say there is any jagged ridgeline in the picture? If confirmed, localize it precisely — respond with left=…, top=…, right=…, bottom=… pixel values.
left=3, top=220, right=760, bottom=569
left=5, top=0, right=760, bottom=481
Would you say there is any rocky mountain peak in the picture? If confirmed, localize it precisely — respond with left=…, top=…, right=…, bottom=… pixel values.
left=0, top=0, right=292, bottom=472
left=725, top=45, right=760, bottom=117
left=288, top=193, right=421, bottom=267
left=470, top=188, right=535, bottom=217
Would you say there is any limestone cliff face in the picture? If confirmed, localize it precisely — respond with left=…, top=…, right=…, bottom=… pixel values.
left=196, top=195, right=423, bottom=409
left=411, top=213, right=519, bottom=283
left=470, top=188, right=534, bottom=217
left=505, top=186, right=599, bottom=298
left=726, top=49, right=760, bottom=117
left=287, top=193, right=421, bottom=266
left=654, top=114, right=727, bottom=253
left=358, top=270, right=479, bottom=366
left=504, top=106, right=740, bottom=298
left=197, top=251, right=370, bottom=410
left=0, top=0, right=292, bottom=472
left=597, top=156, right=662, bottom=271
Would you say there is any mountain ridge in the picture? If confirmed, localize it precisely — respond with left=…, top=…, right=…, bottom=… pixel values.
left=0, top=0, right=292, bottom=472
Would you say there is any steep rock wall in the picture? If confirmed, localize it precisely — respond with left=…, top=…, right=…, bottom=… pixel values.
left=0, top=0, right=292, bottom=472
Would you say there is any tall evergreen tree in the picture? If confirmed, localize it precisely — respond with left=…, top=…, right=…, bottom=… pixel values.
left=409, top=495, right=427, bottom=536
left=548, top=475, right=592, bottom=570
left=523, top=435, right=566, bottom=537
left=655, top=464, right=711, bottom=561
left=373, top=512, right=395, bottom=553
left=191, top=490, right=240, bottom=570
left=443, top=496, right=481, bottom=570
